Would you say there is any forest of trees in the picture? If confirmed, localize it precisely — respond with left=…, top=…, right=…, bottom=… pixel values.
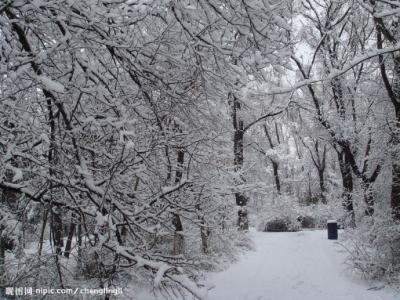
left=0, top=0, right=400, bottom=299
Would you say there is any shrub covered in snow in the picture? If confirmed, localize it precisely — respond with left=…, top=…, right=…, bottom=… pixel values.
left=344, top=217, right=400, bottom=286
left=262, top=217, right=300, bottom=232
left=255, top=195, right=345, bottom=232
left=297, top=215, right=316, bottom=229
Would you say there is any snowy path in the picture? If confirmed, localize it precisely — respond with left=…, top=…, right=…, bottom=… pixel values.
left=207, top=229, right=399, bottom=300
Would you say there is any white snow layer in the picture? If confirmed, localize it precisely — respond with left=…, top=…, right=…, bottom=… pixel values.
left=134, top=229, right=399, bottom=300
left=38, top=75, right=65, bottom=93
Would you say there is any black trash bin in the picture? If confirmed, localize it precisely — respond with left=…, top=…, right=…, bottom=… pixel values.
left=327, top=220, right=338, bottom=240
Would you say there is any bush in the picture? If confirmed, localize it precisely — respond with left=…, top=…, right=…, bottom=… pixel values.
left=344, top=217, right=400, bottom=286
left=297, top=215, right=316, bottom=229
left=263, top=217, right=299, bottom=232
left=257, top=215, right=301, bottom=232
left=0, top=236, right=15, bottom=251
left=255, top=195, right=344, bottom=232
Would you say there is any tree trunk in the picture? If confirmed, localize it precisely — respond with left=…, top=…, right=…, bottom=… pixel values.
left=337, top=150, right=356, bottom=227
left=173, top=231, right=185, bottom=256
left=233, top=121, right=245, bottom=189
left=51, top=209, right=64, bottom=255
left=375, top=25, right=400, bottom=220
left=264, top=124, right=281, bottom=195
left=38, top=208, right=49, bottom=257
left=363, top=183, right=374, bottom=216
left=232, top=94, right=249, bottom=230
left=392, top=162, right=400, bottom=220
left=308, top=172, right=312, bottom=204
left=234, top=126, right=249, bottom=229
left=172, top=147, right=185, bottom=255
left=0, top=227, right=5, bottom=276
left=391, top=108, right=400, bottom=220
left=272, top=160, right=281, bottom=194
left=195, top=203, right=210, bottom=254
left=64, top=218, right=76, bottom=258
left=76, top=222, right=82, bottom=270
left=200, top=223, right=209, bottom=255
left=318, top=169, right=326, bottom=204
left=172, top=212, right=184, bottom=255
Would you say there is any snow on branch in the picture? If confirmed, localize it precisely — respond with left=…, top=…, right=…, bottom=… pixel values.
left=161, top=176, right=190, bottom=195
left=76, top=159, right=105, bottom=196
left=266, top=43, right=400, bottom=95
left=37, top=75, right=65, bottom=93
left=0, top=181, right=69, bottom=210
left=113, top=246, right=209, bottom=300
left=243, top=109, right=285, bottom=132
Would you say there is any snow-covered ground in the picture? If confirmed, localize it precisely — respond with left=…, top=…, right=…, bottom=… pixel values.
left=136, top=229, right=400, bottom=300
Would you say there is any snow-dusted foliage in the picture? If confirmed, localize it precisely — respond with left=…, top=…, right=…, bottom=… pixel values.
left=1, top=0, right=400, bottom=297
left=344, top=218, right=400, bottom=285
left=255, top=195, right=345, bottom=232
left=0, top=0, right=293, bottom=298
left=0, top=0, right=241, bottom=297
